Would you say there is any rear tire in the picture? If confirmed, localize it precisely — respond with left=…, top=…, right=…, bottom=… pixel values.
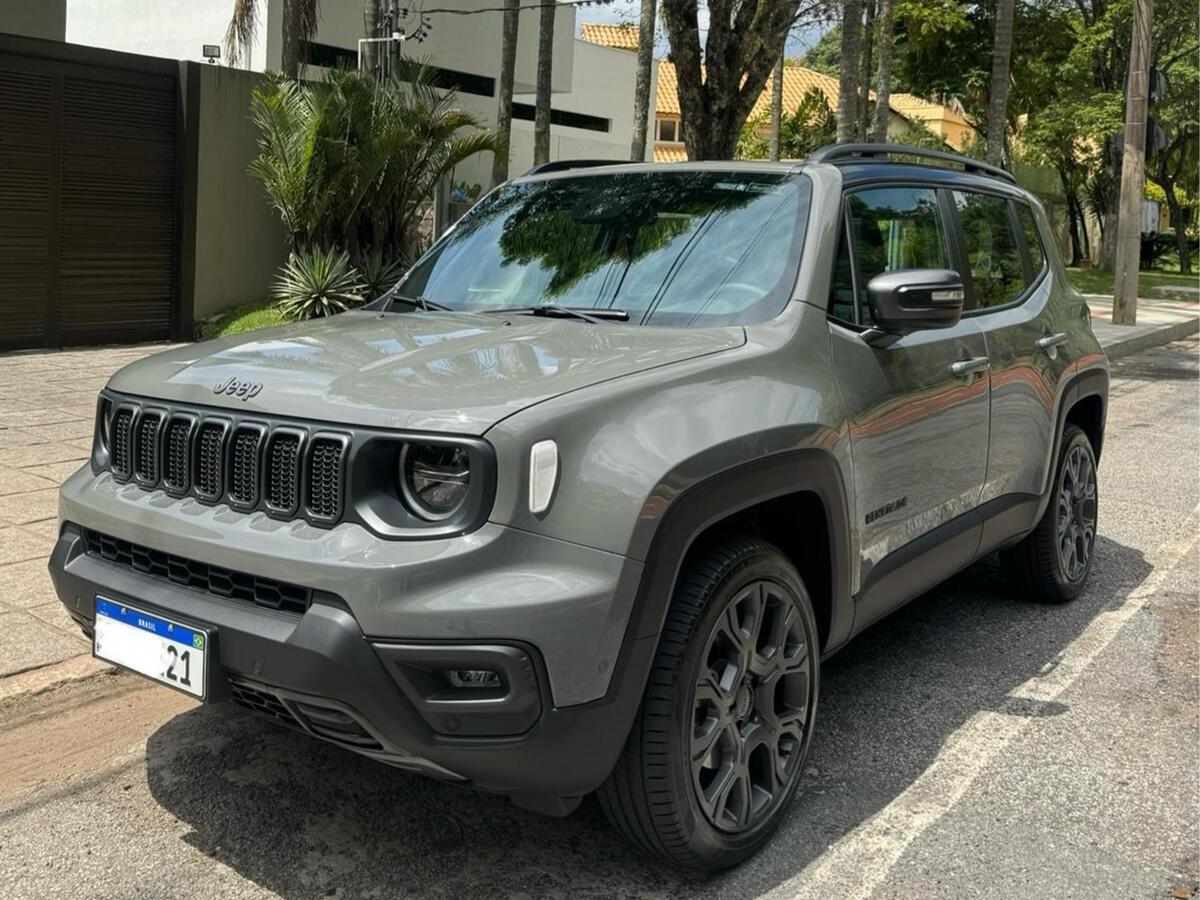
left=598, top=537, right=819, bottom=871
left=1002, top=424, right=1098, bottom=603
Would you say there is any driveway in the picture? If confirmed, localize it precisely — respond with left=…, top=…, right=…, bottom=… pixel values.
left=0, top=345, right=174, bottom=676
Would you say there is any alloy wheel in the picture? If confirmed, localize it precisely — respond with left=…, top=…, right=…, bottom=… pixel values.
left=690, top=579, right=812, bottom=834
left=1056, top=442, right=1097, bottom=582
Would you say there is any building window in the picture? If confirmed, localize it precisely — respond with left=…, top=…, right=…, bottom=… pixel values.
left=511, top=103, right=610, bottom=133
left=656, top=118, right=678, bottom=142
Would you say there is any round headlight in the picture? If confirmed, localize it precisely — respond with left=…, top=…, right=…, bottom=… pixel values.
left=399, top=443, right=471, bottom=521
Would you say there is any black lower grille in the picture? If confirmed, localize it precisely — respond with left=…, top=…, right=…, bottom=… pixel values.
left=82, top=528, right=310, bottom=615
left=228, top=679, right=382, bottom=751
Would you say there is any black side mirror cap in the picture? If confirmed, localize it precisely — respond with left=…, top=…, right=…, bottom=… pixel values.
left=865, top=269, right=965, bottom=339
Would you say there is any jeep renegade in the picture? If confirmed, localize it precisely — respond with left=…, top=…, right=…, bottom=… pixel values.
left=51, top=144, right=1108, bottom=871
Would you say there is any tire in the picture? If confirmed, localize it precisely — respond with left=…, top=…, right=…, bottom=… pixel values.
left=1002, top=424, right=1099, bottom=603
left=598, top=537, right=820, bottom=871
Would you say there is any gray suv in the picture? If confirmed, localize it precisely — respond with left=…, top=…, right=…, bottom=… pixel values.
left=51, top=144, right=1108, bottom=870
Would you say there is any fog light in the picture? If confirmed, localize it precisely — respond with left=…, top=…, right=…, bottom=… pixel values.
left=445, top=669, right=502, bottom=689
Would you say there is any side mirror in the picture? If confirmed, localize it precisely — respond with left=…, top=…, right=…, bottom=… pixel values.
left=865, top=269, right=965, bottom=339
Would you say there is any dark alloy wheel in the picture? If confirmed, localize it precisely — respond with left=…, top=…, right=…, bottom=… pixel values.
left=598, top=537, right=819, bottom=871
left=1002, top=423, right=1099, bottom=603
left=691, top=579, right=812, bottom=833
left=1054, top=441, right=1097, bottom=582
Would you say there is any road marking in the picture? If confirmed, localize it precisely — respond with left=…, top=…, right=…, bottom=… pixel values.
left=769, top=506, right=1200, bottom=900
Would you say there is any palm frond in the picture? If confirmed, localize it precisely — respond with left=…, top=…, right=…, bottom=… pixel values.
left=225, top=0, right=259, bottom=68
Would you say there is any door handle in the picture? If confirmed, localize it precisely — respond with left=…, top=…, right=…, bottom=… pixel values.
left=1035, top=332, right=1069, bottom=350
left=950, top=357, right=990, bottom=378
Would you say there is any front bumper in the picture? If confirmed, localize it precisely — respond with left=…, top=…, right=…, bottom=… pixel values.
left=50, top=523, right=656, bottom=804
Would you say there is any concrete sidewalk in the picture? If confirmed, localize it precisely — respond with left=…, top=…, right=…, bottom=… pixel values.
left=0, top=297, right=1196, bottom=698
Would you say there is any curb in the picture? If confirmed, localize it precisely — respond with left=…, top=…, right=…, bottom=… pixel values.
left=1100, top=317, right=1200, bottom=361
left=0, top=654, right=116, bottom=706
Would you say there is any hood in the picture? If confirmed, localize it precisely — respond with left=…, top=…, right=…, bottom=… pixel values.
left=108, top=310, right=746, bottom=434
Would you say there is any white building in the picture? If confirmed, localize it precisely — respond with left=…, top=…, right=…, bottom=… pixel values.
left=58, top=0, right=649, bottom=187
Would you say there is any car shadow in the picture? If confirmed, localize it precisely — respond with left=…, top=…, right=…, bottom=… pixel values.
left=145, top=535, right=1149, bottom=899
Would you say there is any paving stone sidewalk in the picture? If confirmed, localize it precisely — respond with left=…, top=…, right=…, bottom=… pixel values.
left=0, top=293, right=1195, bottom=686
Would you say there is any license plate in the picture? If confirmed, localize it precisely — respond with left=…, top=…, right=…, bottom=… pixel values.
left=93, top=597, right=208, bottom=699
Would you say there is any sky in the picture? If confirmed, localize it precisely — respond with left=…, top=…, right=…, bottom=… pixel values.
left=572, top=0, right=829, bottom=58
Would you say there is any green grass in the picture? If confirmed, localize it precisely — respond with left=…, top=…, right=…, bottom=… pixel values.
left=1065, top=266, right=1199, bottom=298
left=195, top=301, right=287, bottom=341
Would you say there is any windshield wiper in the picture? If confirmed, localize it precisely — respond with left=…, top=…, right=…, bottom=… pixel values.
left=488, top=304, right=629, bottom=323
left=379, top=288, right=453, bottom=312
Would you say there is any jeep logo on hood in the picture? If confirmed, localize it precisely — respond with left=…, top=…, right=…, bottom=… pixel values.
left=213, top=377, right=263, bottom=401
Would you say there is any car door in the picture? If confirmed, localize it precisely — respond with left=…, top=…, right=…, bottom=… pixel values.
left=827, top=184, right=991, bottom=629
left=950, top=190, right=1074, bottom=549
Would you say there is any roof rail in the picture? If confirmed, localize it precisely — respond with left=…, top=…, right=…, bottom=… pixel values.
left=807, top=143, right=1016, bottom=184
left=522, top=159, right=623, bottom=177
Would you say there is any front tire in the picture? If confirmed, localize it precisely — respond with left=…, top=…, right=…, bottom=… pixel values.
left=598, top=537, right=819, bottom=871
left=1003, top=424, right=1098, bottom=603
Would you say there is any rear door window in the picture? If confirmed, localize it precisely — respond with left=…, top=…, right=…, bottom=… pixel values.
left=953, top=191, right=1025, bottom=309
left=1016, top=202, right=1046, bottom=275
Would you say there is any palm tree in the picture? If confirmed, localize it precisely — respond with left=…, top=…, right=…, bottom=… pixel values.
left=226, top=0, right=319, bottom=75
left=836, top=0, right=862, bottom=142
left=492, top=0, right=521, bottom=185
left=870, top=0, right=893, bottom=142
left=248, top=64, right=495, bottom=260
left=768, top=55, right=784, bottom=161
left=362, top=0, right=381, bottom=78
left=534, top=0, right=557, bottom=164
left=986, top=0, right=1015, bottom=165
left=630, top=0, right=658, bottom=160
left=856, top=0, right=874, bottom=140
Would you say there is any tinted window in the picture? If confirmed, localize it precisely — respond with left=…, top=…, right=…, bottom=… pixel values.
left=828, top=223, right=856, bottom=323
left=400, top=171, right=809, bottom=327
left=846, top=187, right=950, bottom=324
left=954, top=191, right=1025, bottom=308
left=1016, top=203, right=1046, bottom=274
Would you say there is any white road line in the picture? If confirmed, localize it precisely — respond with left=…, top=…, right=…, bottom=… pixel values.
left=768, top=506, right=1200, bottom=900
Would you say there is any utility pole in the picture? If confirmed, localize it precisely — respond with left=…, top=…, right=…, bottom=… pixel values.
left=1112, top=0, right=1153, bottom=325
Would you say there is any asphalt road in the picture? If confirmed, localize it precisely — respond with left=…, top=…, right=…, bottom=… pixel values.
left=1, top=339, right=1196, bottom=900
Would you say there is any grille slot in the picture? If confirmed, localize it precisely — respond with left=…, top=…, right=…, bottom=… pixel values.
left=82, top=528, right=311, bottom=614
left=228, top=681, right=306, bottom=729
left=306, top=435, right=347, bottom=523
left=110, top=406, right=134, bottom=480
left=162, top=415, right=194, bottom=496
left=228, top=424, right=265, bottom=509
left=133, top=410, right=164, bottom=486
left=194, top=420, right=227, bottom=502
left=265, top=430, right=302, bottom=515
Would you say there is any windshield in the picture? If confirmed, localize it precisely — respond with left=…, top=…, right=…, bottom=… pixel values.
left=398, top=170, right=810, bottom=327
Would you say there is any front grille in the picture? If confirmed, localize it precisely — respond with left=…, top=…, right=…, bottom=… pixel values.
left=163, top=415, right=193, bottom=495
left=265, top=431, right=302, bottom=514
left=228, top=425, right=264, bottom=509
left=110, top=407, right=133, bottom=479
left=229, top=680, right=305, bottom=729
left=307, top=436, right=347, bottom=522
left=82, top=528, right=310, bottom=615
left=194, top=421, right=227, bottom=502
left=134, top=410, right=164, bottom=485
left=96, top=397, right=351, bottom=529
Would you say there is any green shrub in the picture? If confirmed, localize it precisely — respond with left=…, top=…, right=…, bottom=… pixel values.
left=273, top=247, right=366, bottom=320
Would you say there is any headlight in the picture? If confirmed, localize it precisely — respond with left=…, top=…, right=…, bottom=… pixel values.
left=399, top=443, right=471, bottom=521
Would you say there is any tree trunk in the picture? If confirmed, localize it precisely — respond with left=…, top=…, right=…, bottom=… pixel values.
left=630, top=0, right=657, bottom=160
left=1164, top=187, right=1191, bottom=274
left=857, top=0, right=874, bottom=141
left=1112, top=0, right=1153, bottom=324
left=281, top=0, right=303, bottom=76
left=870, top=0, right=893, bottom=142
left=1066, top=193, right=1084, bottom=266
left=534, top=0, right=556, bottom=165
left=768, top=54, right=784, bottom=160
left=362, top=0, right=379, bottom=77
left=491, top=0, right=520, bottom=185
left=985, top=0, right=1015, bottom=166
left=837, top=0, right=863, bottom=143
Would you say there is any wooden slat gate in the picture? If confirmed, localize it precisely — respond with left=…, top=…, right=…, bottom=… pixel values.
left=0, top=36, right=180, bottom=351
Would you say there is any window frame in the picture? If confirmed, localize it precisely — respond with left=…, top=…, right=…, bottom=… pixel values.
left=946, top=186, right=1049, bottom=317
left=825, top=180, right=958, bottom=329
